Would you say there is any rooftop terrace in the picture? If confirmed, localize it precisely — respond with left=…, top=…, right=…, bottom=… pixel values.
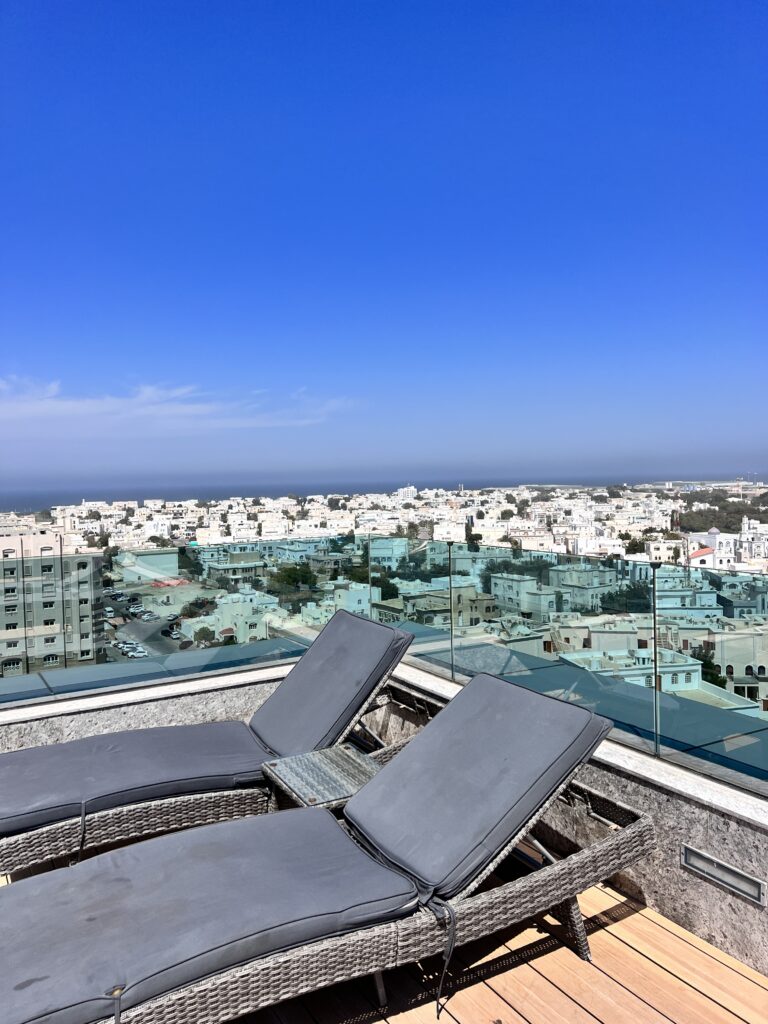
left=1, top=541, right=766, bottom=1022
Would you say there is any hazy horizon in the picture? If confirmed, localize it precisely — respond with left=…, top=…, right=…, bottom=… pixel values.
left=2, top=469, right=766, bottom=515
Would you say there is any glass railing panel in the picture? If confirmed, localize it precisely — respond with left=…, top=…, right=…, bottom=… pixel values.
left=443, top=545, right=657, bottom=753
left=0, top=531, right=342, bottom=703
left=368, top=537, right=454, bottom=672
left=654, top=564, right=768, bottom=792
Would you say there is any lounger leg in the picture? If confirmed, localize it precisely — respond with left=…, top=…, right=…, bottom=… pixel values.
left=554, top=897, right=591, bottom=962
left=373, top=970, right=388, bottom=1007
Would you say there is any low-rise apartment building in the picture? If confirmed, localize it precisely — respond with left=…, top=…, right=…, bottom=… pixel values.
left=0, top=532, right=105, bottom=676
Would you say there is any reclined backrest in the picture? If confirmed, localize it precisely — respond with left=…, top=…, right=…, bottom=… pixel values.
left=249, top=610, right=412, bottom=757
left=344, top=672, right=611, bottom=900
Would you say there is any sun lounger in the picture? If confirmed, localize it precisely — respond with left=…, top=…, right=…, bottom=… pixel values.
left=0, top=672, right=655, bottom=1024
left=0, top=610, right=412, bottom=873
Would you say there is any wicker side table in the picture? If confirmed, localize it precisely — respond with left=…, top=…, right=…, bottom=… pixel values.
left=262, top=745, right=382, bottom=811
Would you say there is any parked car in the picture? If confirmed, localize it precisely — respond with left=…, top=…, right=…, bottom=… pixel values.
left=169, top=631, right=182, bottom=640
left=166, top=614, right=178, bottom=621
left=103, top=606, right=115, bottom=617
left=126, top=650, right=149, bottom=659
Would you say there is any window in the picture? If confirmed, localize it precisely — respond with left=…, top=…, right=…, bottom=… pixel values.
left=80, top=631, right=90, bottom=640
left=43, top=654, right=59, bottom=665
left=746, top=665, right=754, bottom=677
left=685, top=673, right=692, bottom=684
left=747, top=686, right=759, bottom=701
left=44, top=636, right=56, bottom=645
left=726, top=665, right=734, bottom=677
left=43, top=619, right=55, bottom=627
left=671, top=673, right=679, bottom=685
left=3, top=568, right=15, bottom=577
left=41, top=564, right=54, bottom=575
left=6, top=622, right=17, bottom=630
left=79, top=598, right=89, bottom=606
left=80, top=649, right=91, bottom=658
left=4, top=587, right=17, bottom=597
left=5, top=605, right=17, bottom=613
left=77, top=561, right=87, bottom=571
left=6, top=641, right=19, bottom=649
left=2, top=548, right=15, bottom=558
left=42, top=601, right=54, bottom=609
left=2, top=659, right=22, bottom=673
left=42, top=584, right=55, bottom=595
left=759, top=666, right=766, bottom=677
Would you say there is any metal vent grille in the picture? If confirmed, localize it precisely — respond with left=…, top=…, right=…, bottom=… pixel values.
left=681, top=845, right=766, bottom=906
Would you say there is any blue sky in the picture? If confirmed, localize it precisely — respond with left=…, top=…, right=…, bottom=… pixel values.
left=1, top=0, right=766, bottom=494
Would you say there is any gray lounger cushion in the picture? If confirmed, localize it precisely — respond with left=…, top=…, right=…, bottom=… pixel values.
left=249, top=609, right=412, bottom=756
left=0, top=611, right=412, bottom=838
left=345, top=672, right=611, bottom=899
left=0, top=721, right=269, bottom=837
left=1, top=808, right=418, bottom=1024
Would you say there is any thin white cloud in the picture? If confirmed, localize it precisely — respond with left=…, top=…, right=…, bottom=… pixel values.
left=0, top=378, right=353, bottom=439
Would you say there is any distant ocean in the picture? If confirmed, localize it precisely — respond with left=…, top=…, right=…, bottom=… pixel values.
left=0, top=474, right=658, bottom=514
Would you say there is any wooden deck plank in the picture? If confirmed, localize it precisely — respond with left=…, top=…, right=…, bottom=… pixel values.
left=595, top=884, right=768, bottom=995
left=500, top=919, right=674, bottom=1024
left=456, top=936, right=601, bottom=1023
left=579, top=890, right=768, bottom=1024
left=382, top=962, right=528, bottom=1024
left=556, top=912, right=751, bottom=1024
left=239, top=884, right=765, bottom=1024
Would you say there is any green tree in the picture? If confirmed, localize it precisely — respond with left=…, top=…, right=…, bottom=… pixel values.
left=270, top=563, right=318, bottom=592
left=377, top=577, right=399, bottom=601
left=464, top=522, right=481, bottom=552
left=625, top=538, right=646, bottom=554
left=690, top=646, right=727, bottom=689
left=600, top=582, right=651, bottom=614
left=194, top=626, right=216, bottom=645
left=500, top=508, right=514, bottom=520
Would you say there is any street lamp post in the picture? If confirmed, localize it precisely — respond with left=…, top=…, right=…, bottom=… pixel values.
left=447, top=541, right=455, bottom=682
left=650, top=561, right=662, bottom=757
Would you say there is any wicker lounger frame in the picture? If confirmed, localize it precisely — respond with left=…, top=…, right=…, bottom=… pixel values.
left=0, top=681, right=398, bottom=876
left=92, top=777, right=655, bottom=1024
